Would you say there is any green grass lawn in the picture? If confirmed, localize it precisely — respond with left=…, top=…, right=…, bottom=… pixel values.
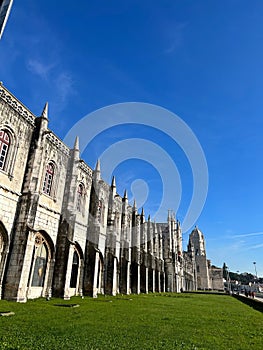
left=0, top=293, right=262, bottom=350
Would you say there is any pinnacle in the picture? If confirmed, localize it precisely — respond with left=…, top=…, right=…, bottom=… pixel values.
left=95, top=159, right=101, bottom=172
left=41, top=102, right=48, bottom=120
left=111, top=176, right=116, bottom=188
left=73, top=136, right=79, bottom=150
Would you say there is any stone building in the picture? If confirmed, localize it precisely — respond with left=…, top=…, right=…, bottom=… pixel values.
left=188, top=227, right=224, bottom=290
left=0, top=83, right=222, bottom=301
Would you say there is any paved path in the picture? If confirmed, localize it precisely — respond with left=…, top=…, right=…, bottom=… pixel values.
left=237, top=292, right=263, bottom=303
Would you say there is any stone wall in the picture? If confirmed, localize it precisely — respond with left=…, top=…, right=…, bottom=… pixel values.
left=0, top=83, right=220, bottom=301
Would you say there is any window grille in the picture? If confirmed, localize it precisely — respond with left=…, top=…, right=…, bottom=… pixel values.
left=43, top=162, right=54, bottom=195
left=0, top=130, right=10, bottom=170
left=76, top=184, right=84, bottom=211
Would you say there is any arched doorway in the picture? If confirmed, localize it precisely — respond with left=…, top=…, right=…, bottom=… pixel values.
left=0, top=222, right=9, bottom=299
left=64, top=243, right=84, bottom=299
left=70, top=250, right=79, bottom=288
left=27, top=232, right=53, bottom=299
left=93, top=251, right=104, bottom=297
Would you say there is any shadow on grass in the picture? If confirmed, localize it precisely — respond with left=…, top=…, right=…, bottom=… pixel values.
left=53, top=304, right=80, bottom=308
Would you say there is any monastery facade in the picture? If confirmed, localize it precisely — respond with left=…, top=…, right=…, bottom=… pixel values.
left=0, top=83, right=223, bottom=302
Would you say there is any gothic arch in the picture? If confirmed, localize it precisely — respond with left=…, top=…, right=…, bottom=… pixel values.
left=0, top=221, right=9, bottom=251
left=36, top=229, right=55, bottom=259
left=41, top=160, right=58, bottom=198
left=94, top=249, right=104, bottom=296
left=76, top=182, right=86, bottom=214
left=0, top=125, right=18, bottom=176
left=74, top=241, right=84, bottom=260
left=69, top=242, right=84, bottom=296
left=27, top=230, right=55, bottom=299
left=0, top=221, right=9, bottom=298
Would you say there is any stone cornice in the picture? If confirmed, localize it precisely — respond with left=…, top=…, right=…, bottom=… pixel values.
left=46, top=132, right=70, bottom=156
left=0, top=84, right=35, bottom=126
left=0, top=183, right=21, bottom=197
left=39, top=202, right=61, bottom=215
left=79, top=160, right=93, bottom=177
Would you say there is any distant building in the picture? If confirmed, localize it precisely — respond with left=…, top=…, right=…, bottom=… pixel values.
left=0, top=83, right=222, bottom=301
left=188, top=227, right=224, bottom=290
left=0, top=0, right=13, bottom=39
left=210, top=264, right=224, bottom=290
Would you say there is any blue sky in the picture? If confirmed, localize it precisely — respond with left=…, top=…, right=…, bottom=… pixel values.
left=0, top=0, right=263, bottom=277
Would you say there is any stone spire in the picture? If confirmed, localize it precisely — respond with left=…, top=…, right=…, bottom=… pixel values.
left=111, top=176, right=116, bottom=188
left=73, top=136, right=79, bottom=151
left=95, top=159, right=100, bottom=173
left=111, top=176, right=116, bottom=197
left=41, top=102, right=49, bottom=120
left=72, top=136, right=80, bottom=161
left=132, top=199, right=137, bottom=218
left=93, top=159, right=101, bottom=182
left=122, top=189, right=128, bottom=223
left=141, top=207, right=145, bottom=224
left=38, top=102, right=49, bottom=132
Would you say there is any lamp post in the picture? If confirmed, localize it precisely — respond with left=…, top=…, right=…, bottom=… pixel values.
left=226, top=266, right=231, bottom=294
left=253, top=262, right=258, bottom=280
left=253, top=262, right=258, bottom=293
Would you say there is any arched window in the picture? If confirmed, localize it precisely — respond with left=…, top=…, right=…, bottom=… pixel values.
left=0, top=223, right=8, bottom=286
left=0, top=129, right=10, bottom=170
left=115, top=212, right=120, bottom=235
left=0, top=231, right=3, bottom=254
left=0, top=229, right=5, bottom=290
left=70, top=251, right=79, bottom=288
left=31, top=235, right=48, bottom=287
left=43, top=162, right=54, bottom=195
left=97, top=257, right=102, bottom=289
left=76, top=184, right=84, bottom=212
left=97, top=200, right=105, bottom=225
left=0, top=232, right=3, bottom=268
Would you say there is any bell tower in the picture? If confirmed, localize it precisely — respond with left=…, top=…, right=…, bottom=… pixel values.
left=189, top=226, right=211, bottom=290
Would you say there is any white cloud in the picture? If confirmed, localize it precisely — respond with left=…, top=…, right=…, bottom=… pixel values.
left=55, top=72, right=74, bottom=103
left=26, top=58, right=74, bottom=112
left=27, top=59, right=55, bottom=80
left=163, top=22, right=188, bottom=55
left=231, top=231, right=263, bottom=238
left=249, top=243, right=263, bottom=250
left=227, top=230, right=263, bottom=252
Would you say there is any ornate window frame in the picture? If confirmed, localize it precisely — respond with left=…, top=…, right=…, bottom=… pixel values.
left=0, top=126, right=18, bottom=178
left=28, top=233, right=51, bottom=289
left=42, top=161, right=58, bottom=198
left=76, top=183, right=85, bottom=214
left=0, top=129, right=10, bottom=170
left=70, top=249, right=80, bottom=289
left=97, top=199, right=105, bottom=226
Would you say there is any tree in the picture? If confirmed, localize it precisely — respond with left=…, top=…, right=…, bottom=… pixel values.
left=222, top=262, right=228, bottom=280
